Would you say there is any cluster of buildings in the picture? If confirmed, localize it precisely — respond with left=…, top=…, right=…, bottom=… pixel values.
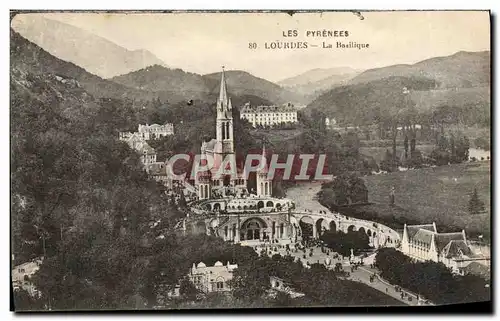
left=12, top=258, right=43, bottom=297
left=240, top=102, right=299, bottom=128
left=400, top=222, right=490, bottom=275
left=119, top=123, right=174, bottom=166
left=189, top=261, right=238, bottom=293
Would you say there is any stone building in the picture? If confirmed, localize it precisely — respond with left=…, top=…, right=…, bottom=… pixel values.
left=119, top=132, right=157, bottom=166
left=120, top=123, right=174, bottom=141
left=12, top=259, right=43, bottom=297
left=138, top=123, right=174, bottom=140
left=189, top=261, right=238, bottom=293
left=240, top=103, right=298, bottom=127
left=195, top=68, right=271, bottom=200
left=401, top=222, right=490, bottom=274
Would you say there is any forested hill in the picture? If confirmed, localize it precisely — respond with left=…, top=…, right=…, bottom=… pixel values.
left=111, top=65, right=306, bottom=105
left=307, top=75, right=490, bottom=128
left=11, top=35, right=176, bottom=266
left=306, top=51, right=491, bottom=127
left=306, top=76, right=438, bottom=125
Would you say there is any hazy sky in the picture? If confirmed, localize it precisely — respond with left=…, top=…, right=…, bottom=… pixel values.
left=15, top=11, right=491, bottom=82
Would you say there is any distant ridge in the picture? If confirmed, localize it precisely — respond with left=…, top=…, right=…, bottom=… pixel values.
left=111, top=66, right=307, bottom=105
left=349, top=51, right=490, bottom=88
left=278, top=67, right=362, bottom=102
left=306, top=51, right=490, bottom=125
left=11, top=14, right=168, bottom=78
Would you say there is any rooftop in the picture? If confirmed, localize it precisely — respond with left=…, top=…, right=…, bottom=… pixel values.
left=240, top=103, right=297, bottom=114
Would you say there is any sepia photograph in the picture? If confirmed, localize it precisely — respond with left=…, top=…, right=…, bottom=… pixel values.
left=9, top=10, right=491, bottom=312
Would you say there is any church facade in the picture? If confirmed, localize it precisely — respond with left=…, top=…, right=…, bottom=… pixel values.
left=195, top=68, right=272, bottom=200
left=186, top=68, right=298, bottom=246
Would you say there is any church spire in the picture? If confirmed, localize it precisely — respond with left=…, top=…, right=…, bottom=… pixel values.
left=218, top=66, right=230, bottom=110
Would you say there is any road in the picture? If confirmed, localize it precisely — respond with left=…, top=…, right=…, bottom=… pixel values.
left=263, top=244, right=430, bottom=306
left=280, top=182, right=431, bottom=306
left=286, top=182, right=332, bottom=213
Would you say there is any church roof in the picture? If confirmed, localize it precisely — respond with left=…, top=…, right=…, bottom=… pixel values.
left=406, top=224, right=437, bottom=239
left=434, top=232, right=466, bottom=253
left=412, top=229, right=434, bottom=245
left=138, top=142, right=156, bottom=155
left=240, top=103, right=297, bottom=114
left=460, top=262, right=490, bottom=280
left=441, top=240, right=473, bottom=259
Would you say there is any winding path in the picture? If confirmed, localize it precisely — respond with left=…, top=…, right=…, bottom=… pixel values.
left=284, top=181, right=432, bottom=306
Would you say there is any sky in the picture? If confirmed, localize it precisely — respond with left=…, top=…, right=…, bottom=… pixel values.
left=13, top=11, right=491, bottom=82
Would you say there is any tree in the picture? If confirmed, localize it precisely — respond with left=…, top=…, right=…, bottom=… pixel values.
left=320, top=230, right=370, bottom=257
left=468, top=188, right=485, bottom=215
left=12, top=288, right=44, bottom=311
left=375, top=248, right=490, bottom=304
left=179, top=277, right=199, bottom=301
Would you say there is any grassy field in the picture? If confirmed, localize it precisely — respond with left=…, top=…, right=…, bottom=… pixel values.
left=363, top=161, right=491, bottom=240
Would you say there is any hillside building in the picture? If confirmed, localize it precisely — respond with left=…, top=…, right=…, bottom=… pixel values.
left=240, top=103, right=298, bottom=127
left=120, top=123, right=174, bottom=141
left=189, top=261, right=238, bottom=293
left=12, top=259, right=43, bottom=297
left=401, top=223, right=490, bottom=275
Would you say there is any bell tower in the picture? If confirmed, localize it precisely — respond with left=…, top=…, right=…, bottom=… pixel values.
left=215, top=67, right=234, bottom=158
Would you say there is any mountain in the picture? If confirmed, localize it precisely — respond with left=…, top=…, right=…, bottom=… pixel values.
left=307, top=76, right=438, bottom=125
left=203, top=70, right=306, bottom=105
left=307, top=51, right=491, bottom=126
left=278, top=67, right=360, bottom=87
left=349, top=51, right=490, bottom=88
left=111, top=66, right=306, bottom=105
left=278, top=67, right=361, bottom=102
left=110, top=65, right=211, bottom=102
left=11, top=14, right=167, bottom=79
left=11, top=29, right=154, bottom=101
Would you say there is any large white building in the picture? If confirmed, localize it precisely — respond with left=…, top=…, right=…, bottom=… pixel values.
left=138, top=123, right=174, bottom=140
left=401, top=222, right=490, bottom=275
left=120, top=123, right=174, bottom=141
left=189, top=261, right=238, bottom=293
left=240, top=103, right=298, bottom=128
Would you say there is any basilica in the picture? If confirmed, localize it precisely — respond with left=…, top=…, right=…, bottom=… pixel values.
left=194, top=68, right=273, bottom=201
left=187, top=68, right=299, bottom=246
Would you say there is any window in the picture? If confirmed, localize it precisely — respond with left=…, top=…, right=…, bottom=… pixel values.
left=216, top=281, right=224, bottom=290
